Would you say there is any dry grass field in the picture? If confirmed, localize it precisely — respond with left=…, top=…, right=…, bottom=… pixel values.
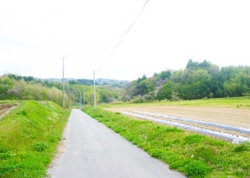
left=106, top=106, right=250, bottom=138
left=0, top=104, right=16, bottom=119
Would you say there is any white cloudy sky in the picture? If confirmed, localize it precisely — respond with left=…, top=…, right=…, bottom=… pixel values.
left=0, top=0, right=250, bottom=81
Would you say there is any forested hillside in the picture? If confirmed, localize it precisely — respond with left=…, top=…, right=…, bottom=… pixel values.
left=124, top=60, right=250, bottom=102
left=0, top=74, right=65, bottom=105
left=2, top=60, right=250, bottom=105
left=0, top=74, right=123, bottom=106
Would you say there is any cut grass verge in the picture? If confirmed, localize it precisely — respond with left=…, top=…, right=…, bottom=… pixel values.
left=84, top=106, right=250, bottom=178
left=0, top=101, right=70, bottom=178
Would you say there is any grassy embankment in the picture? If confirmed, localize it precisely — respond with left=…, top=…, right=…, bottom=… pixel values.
left=84, top=98, right=250, bottom=178
left=0, top=101, right=70, bottom=178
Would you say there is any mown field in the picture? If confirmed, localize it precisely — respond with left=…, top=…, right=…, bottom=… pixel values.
left=0, top=101, right=69, bottom=178
left=84, top=97, right=250, bottom=178
left=104, top=97, right=250, bottom=108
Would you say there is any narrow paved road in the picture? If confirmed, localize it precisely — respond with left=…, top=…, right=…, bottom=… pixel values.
left=48, top=109, right=185, bottom=178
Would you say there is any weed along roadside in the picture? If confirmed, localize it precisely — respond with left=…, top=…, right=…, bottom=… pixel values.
left=0, top=101, right=70, bottom=178
left=83, top=106, right=250, bottom=178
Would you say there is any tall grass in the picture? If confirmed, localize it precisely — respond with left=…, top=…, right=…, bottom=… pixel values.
left=0, top=101, right=69, bottom=178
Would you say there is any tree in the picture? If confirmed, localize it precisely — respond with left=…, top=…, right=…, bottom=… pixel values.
left=153, top=72, right=158, bottom=77
left=157, top=81, right=173, bottom=100
left=85, top=90, right=100, bottom=105
left=183, top=70, right=212, bottom=99
left=159, top=70, right=171, bottom=80
left=142, top=74, right=147, bottom=80
left=137, top=77, right=142, bottom=84
left=135, top=80, right=147, bottom=96
left=186, top=59, right=198, bottom=69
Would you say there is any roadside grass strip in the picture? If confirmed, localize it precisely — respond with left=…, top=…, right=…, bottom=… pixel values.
left=125, top=111, right=250, bottom=143
left=0, top=101, right=69, bottom=178
left=84, top=106, right=250, bottom=178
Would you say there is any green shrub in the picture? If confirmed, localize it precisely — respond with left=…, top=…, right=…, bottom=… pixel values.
left=185, top=160, right=210, bottom=177
left=0, top=152, right=12, bottom=159
left=149, top=149, right=164, bottom=158
left=194, top=146, right=217, bottom=162
left=233, top=142, right=250, bottom=152
left=184, top=135, right=205, bottom=144
left=18, top=110, right=27, bottom=116
left=32, top=142, right=49, bottom=152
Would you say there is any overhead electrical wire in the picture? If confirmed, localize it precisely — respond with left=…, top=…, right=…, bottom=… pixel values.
left=96, top=0, right=149, bottom=74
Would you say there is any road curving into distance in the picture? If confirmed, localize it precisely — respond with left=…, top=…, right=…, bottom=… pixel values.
left=48, top=109, right=185, bottom=178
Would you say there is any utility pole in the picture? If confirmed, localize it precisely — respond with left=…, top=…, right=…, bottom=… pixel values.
left=81, top=91, right=83, bottom=108
left=93, top=70, right=97, bottom=110
left=62, top=57, right=65, bottom=108
left=75, top=95, right=77, bottom=108
left=67, top=82, right=70, bottom=109
left=79, top=91, right=82, bottom=109
left=83, top=90, right=85, bottom=108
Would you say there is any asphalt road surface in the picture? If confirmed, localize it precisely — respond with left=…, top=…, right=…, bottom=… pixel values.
left=48, top=109, right=186, bottom=178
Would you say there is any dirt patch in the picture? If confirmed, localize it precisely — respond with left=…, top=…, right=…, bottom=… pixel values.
left=0, top=104, right=18, bottom=120
left=106, top=106, right=250, bottom=128
left=48, top=139, right=66, bottom=169
left=48, top=123, right=69, bottom=170
left=106, top=106, right=250, bottom=138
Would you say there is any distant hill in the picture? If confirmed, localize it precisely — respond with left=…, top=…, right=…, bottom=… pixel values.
left=41, top=78, right=74, bottom=82
left=40, top=78, right=128, bottom=88
left=124, top=59, right=250, bottom=103
left=0, top=74, right=126, bottom=105
left=65, top=78, right=129, bottom=88
left=96, top=78, right=128, bottom=87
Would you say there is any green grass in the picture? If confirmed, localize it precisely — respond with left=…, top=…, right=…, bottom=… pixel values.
left=84, top=106, right=250, bottom=178
left=0, top=100, right=70, bottom=178
left=101, top=97, right=250, bottom=108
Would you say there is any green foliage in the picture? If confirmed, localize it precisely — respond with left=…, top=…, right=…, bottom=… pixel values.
left=130, top=95, right=146, bottom=103
left=125, top=60, right=250, bottom=102
left=194, top=146, right=217, bottom=162
left=157, top=81, right=173, bottom=100
left=0, top=101, right=69, bottom=178
left=185, top=160, right=210, bottom=178
left=84, top=106, right=250, bottom=177
left=77, top=79, right=95, bottom=85
left=0, top=75, right=66, bottom=106
left=97, top=86, right=121, bottom=103
left=17, top=110, right=27, bottom=116
left=32, top=142, right=49, bottom=152
left=184, top=135, right=205, bottom=144
left=149, top=149, right=164, bottom=158
left=233, top=142, right=250, bottom=152
left=181, top=69, right=211, bottom=99
left=159, top=70, right=171, bottom=80
left=0, top=74, right=124, bottom=108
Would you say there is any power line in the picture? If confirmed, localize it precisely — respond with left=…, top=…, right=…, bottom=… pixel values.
left=96, top=0, right=149, bottom=74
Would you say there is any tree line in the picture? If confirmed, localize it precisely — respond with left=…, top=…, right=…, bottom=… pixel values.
left=0, top=75, right=66, bottom=106
left=0, top=74, right=123, bottom=106
left=2, top=60, right=249, bottom=105
left=124, top=60, right=250, bottom=102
